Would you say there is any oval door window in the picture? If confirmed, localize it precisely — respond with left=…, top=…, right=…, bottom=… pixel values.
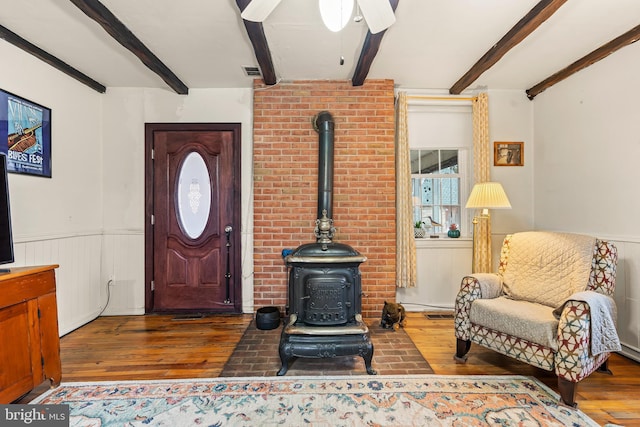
left=177, top=152, right=211, bottom=239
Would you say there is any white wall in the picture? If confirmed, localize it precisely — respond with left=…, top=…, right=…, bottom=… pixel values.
left=0, top=42, right=104, bottom=334
left=532, top=41, right=640, bottom=361
left=100, top=88, right=254, bottom=315
left=0, top=44, right=103, bottom=238
left=487, top=90, right=536, bottom=264
left=488, top=90, right=535, bottom=234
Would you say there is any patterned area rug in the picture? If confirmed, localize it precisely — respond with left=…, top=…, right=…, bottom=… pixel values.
left=221, top=320, right=433, bottom=376
left=32, top=375, right=598, bottom=426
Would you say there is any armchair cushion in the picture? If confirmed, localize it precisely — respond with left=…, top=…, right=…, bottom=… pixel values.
left=470, top=296, right=559, bottom=350
left=501, top=232, right=595, bottom=307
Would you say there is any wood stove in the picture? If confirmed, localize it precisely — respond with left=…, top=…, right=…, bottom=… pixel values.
left=277, top=111, right=375, bottom=376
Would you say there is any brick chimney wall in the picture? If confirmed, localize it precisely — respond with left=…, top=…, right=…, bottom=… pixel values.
left=252, top=79, right=396, bottom=319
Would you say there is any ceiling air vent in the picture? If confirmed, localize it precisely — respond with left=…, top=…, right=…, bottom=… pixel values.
left=242, top=66, right=262, bottom=77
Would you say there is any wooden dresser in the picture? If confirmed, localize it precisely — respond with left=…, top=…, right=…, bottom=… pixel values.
left=0, top=265, right=61, bottom=403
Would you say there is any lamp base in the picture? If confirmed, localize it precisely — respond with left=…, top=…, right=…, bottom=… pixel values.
left=471, top=213, right=491, bottom=274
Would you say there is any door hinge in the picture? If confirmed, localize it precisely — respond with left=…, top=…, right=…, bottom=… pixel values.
left=151, top=214, right=155, bottom=225
left=151, top=281, right=155, bottom=291
left=151, top=148, right=155, bottom=160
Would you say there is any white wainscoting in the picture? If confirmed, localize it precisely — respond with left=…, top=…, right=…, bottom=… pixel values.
left=396, top=238, right=473, bottom=312
left=10, top=232, right=103, bottom=336
left=9, top=230, right=146, bottom=335
left=609, top=238, right=640, bottom=362
left=100, top=231, right=145, bottom=316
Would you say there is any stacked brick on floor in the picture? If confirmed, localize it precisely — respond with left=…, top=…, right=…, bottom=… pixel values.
left=220, top=321, right=433, bottom=377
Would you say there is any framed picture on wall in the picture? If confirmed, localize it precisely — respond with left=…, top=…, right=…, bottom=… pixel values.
left=494, top=141, right=523, bottom=166
left=0, top=89, right=52, bottom=177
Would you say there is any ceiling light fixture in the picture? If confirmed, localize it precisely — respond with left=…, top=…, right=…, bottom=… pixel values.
left=241, top=0, right=395, bottom=35
left=319, top=0, right=354, bottom=32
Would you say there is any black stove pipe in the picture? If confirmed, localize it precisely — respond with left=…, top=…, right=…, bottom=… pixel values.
left=314, top=111, right=334, bottom=220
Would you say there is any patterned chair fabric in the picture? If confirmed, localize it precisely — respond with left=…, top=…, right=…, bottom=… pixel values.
left=454, top=232, right=618, bottom=407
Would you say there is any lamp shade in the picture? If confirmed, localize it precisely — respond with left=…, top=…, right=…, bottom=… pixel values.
left=465, top=182, right=511, bottom=209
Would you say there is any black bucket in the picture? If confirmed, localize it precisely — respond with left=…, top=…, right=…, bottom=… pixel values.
left=255, top=306, right=281, bottom=330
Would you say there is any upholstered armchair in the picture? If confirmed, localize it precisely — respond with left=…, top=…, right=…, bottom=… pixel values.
left=454, top=231, right=620, bottom=407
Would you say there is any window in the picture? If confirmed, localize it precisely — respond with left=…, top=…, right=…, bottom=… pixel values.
left=411, top=149, right=463, bottom=233
left=407, top=97, right=473, bottom=237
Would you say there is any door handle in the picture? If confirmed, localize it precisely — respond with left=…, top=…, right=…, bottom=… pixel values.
left=223, top=224, right=233, bottom=304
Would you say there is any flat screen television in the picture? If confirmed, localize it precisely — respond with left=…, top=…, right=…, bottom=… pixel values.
left=0, top=153, right=14, bottom=271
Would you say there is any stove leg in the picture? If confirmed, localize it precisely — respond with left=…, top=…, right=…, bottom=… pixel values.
left=277, top=344, right=290, bottom=376
left=277, top=362, right=289, bottom=376
left=363, top=343, right=376, bottom=375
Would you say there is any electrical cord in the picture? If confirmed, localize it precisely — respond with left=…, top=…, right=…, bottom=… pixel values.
left=97, top=279, right=113, bottom=317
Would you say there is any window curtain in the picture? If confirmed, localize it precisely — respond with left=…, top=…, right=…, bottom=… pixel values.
left=471, top=92, right=492, bottom=273
left=395, top=92, right=417, bottom=288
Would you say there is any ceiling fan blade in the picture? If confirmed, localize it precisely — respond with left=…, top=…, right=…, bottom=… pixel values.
left=240, top=0, right=283, bottom=22
left=356, top=0, right=396, bottom=34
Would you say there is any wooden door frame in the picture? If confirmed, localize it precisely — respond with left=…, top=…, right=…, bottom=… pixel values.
left=144, top=123, right=242, bottom=313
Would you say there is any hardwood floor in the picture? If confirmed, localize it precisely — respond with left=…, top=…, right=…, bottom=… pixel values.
left=60, top=313, right=250, bottom=381
left=405, top=312, right=640, bottom=426
left=50, top=312, right=640, bottom=426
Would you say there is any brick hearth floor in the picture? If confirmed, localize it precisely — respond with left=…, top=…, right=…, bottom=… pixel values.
left=220, top=320, right=433, bottom=377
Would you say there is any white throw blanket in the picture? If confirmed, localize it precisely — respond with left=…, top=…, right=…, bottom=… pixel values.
left=553, top=290, right=621, bottom=356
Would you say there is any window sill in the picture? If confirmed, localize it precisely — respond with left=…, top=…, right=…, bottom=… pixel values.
left=414, top=236, right=472, bottom=248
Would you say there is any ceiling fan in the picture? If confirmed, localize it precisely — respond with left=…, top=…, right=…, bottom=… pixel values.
left=240, top=0, right=396, bottom=34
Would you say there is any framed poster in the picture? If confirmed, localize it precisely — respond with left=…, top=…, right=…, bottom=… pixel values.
left=0, top=89, right=52, bottom=177
left=494, top=141, right=523, bottom=166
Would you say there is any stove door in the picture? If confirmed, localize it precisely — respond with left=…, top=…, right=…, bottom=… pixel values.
left=303, top=275, right=351, bottom=326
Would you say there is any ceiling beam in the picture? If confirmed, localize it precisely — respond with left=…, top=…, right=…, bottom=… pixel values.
left=235, top=0, right=277, bottom=85
left=352, top=0, right=399, bottom=87
left=69, top=0, right=189, bottom=95
left=449, top=0, right=568, bottom=95
left=526, top=24, right=640, bottom=100
left=0, top=24, right=106, bottom=93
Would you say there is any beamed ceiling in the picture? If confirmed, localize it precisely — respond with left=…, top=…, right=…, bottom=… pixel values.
left=1, top=0, right=640, bottom=99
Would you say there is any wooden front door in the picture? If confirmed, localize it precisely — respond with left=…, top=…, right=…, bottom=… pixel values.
left=145, top=123, right=241, bottom=313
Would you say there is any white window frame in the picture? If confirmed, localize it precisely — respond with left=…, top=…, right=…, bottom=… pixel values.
left=407, top=96, right=474, bottom=237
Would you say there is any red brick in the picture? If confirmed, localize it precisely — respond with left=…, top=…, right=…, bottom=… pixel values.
left=253, top=80, right=396, bottom=318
